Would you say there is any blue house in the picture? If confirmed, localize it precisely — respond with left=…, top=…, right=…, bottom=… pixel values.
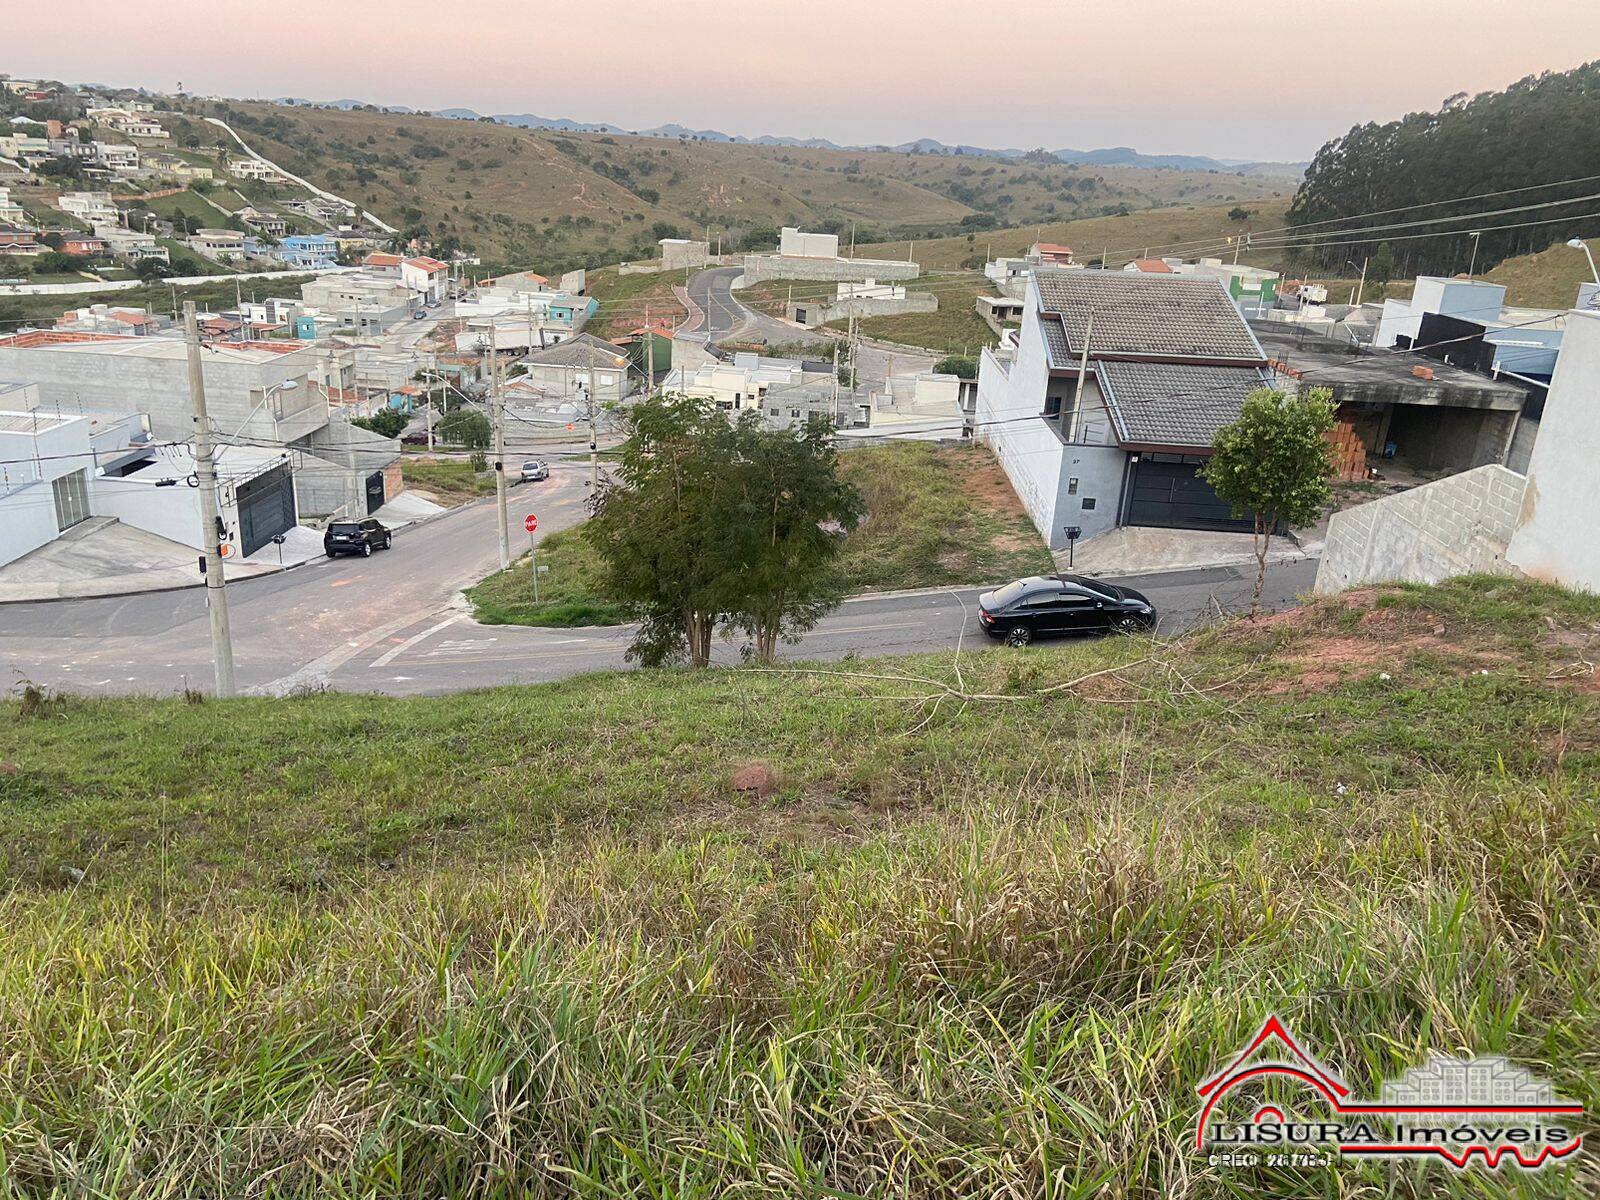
left=277, top=234, right=338, bottom=270
left=547, top=294, right=599, bottom=329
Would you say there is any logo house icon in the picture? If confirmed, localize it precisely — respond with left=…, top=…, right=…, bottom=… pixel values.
left=1384, top=1057, right=1556, bottom=1119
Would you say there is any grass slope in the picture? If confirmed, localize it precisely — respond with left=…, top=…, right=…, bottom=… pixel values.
left=466, top=443, right=1054, bottom=626
left=1, top=576, right=1597, bottom=1197
left=163, top=101, right=1291, bottom=266
left=858, top=198, right=1292, bottom=272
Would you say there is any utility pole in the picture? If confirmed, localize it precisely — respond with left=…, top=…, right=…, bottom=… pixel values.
left=1069, top=309, right=1094, bottom=444
left=586, top=352, right=599, bottom=493
left=183, top=302, right=236, bottom=698
left=427, top=353, right=436, bottom=453
left=490, top=322, right=509, bottom=570
left=1355, top=257, right=1369, bottom=310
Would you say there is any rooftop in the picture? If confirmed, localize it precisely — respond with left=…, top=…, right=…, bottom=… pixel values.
left=1251, top=324, right=1528, bottom=411
left=1095, top=361, right=1270, bottom=451
left=523, top=333, right=630, bottom=370
left=0, top=330, right=305, bottom=362
left=1035, top=270, right=1266, bottom=365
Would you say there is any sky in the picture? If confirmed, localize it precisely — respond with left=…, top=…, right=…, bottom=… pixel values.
left=12, top=0, right=1600, bottom=161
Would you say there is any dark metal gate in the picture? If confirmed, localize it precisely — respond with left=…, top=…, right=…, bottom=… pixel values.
left=235, top=464, right=297, bottom=556
left=1125, top=455, right=1254, bottom=532
left=365, top=470, right=385, bottom=514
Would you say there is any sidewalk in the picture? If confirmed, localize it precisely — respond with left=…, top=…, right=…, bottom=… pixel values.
left=1053, top=526, right=1316, bottom=578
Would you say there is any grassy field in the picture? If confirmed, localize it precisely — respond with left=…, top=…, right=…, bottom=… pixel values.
left=827, top=273, right=1001, bottom=353
left=1, top=575, right=1597, bottom=1197
left=466, top=442, right=1054, bottom=626
left=162, top=100, right=1292, bottom=266
left=586, top=264, right=690, bottom=340
left=858, top=198, right=1293, bottom=272
left=399, top=457, right=497, bottom=504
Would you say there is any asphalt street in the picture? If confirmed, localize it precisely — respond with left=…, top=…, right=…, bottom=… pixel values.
left=684, top=268, right=932, bottom=388
left=1, top=468, right=1317, bottom=697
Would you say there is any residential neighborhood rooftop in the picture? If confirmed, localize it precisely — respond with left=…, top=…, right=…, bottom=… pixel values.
left=1095, top=361, right=1272, bottom=450
left=1035, top=270, right=1266, bottom=363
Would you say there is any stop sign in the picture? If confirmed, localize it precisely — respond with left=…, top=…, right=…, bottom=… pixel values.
left=524, top=514, right=538, bottom=533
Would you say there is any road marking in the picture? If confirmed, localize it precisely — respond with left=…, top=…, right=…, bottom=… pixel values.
left=370, top=614, right=460, bottom=668
left=331, top=579, right=353, bottom=588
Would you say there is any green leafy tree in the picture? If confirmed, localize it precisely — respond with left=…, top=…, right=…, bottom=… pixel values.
left=134, top=257, right=170, bottom=283
left=726, top=418, right=863, bottom=663
left=437, top=407, right=490, bottom=450
left=586, top=396, right=742, bottom=668
left=1367, top=242, right=1397, bottom=285
left=354, top=408, right=408, bottom=439
left=1203, top=388, right=1335, bottom=616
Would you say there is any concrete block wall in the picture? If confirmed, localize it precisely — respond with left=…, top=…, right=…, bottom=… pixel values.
left=788, top=292, right=937, bottom=327
left=1314, top=464, right=1526, bottom=594
left=742, top=254, right=920, bottom=284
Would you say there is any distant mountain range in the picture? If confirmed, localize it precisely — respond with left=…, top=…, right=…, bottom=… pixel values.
left=276, top=99, right=1304, bottom=177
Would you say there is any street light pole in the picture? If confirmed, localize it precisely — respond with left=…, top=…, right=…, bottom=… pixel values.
left=1568, top=237, right=1600, bottom=284
left=1069, top=309, right=1095, bottom=443
left=183, top=301, right=236, bottom=698
left=490, top=322, right=509, bottom=570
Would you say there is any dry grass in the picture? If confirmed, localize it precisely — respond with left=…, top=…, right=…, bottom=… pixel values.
left=1, top=577, right=1597, bottom=1197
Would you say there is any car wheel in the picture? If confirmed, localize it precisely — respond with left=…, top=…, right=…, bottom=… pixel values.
left=1004, top=625, right=1032, bottom=648
left=1113, top=615, right=1144, bottom=635
left=326, top=550, right=336, bottom=558
left=383, top=535, right=392, bottom=550
left=361, top=542, right=371, bottom=557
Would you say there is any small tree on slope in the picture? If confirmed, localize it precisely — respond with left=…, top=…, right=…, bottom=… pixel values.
left=1203, top=387, right=1335, bottom=617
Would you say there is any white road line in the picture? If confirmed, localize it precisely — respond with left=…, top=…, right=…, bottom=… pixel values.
left=369, top=614, right=460, bottom=669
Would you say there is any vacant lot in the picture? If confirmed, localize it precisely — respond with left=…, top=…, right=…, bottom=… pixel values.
left=586, top=264, right=689, bottom=340
left=1, top=575, right=1596, bottom=1197
left=399, top=457, right=496, bottom=504
left=466, top=442, right=1053, bottom=625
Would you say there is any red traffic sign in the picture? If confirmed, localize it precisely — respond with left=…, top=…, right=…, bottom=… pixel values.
left=524, top=514, right=538, bottom=533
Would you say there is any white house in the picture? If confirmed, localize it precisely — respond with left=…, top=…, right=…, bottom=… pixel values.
left=58, top=191, right=119, bottom=226
left=400, top=256, right=450, bottom=303
left=975, top=269, right=1271, bottom=549
left=92, top=143, right=140, bottom=173
left=779, top=227, right=841, bottom=259
left=229, top=158, right=281, bottom=181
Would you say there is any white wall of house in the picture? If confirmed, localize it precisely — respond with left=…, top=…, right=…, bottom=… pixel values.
left=1507, top=310, right=1600, bottom=592
left=0, top=411, right=97, bottom=567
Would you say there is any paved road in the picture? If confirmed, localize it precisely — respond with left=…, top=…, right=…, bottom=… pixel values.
left=685, top=268, right=933, bottom=389
left=1, top=470, right=1317, bottom=696
left=1, top=467, right=593, bottom=697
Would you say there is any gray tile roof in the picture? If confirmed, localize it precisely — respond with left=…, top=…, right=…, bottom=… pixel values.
left=1041, top=318, right=1073, bottom=369
left=523, top=333, right=631, bottom=370
left=1095, top=360, right=1271, bottom=449
left=1035, top=270, right=1265, bottom=363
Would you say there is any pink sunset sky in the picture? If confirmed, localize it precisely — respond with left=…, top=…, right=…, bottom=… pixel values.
left=11, top=0, right=1600, bottom=160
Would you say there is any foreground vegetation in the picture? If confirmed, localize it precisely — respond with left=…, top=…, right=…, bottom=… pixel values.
left=467, top=442, right=1055, bottom=628
left=2, top=576, right=1597, bottom=1196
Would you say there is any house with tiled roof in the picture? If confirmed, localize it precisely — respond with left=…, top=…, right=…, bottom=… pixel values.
left=974, top=268, right=1272, bottom=547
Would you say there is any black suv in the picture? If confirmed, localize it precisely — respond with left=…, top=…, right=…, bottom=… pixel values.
left=323, top=517, right=392, bottom=558
left=977, top=573, right=1157, bottom=646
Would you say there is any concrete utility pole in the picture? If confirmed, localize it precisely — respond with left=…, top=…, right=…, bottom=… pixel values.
left=427, top=353, right=436, bottom=453
left=490, top=322, right=509, bottom=570
left=183, top=302, right=236, bottom=698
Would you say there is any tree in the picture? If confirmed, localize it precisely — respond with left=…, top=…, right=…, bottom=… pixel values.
left=726, top=418, right=863, bottom=663
left=1367, top=242, right=1397, bottom=285
left=1202, top=388, right=1335, bottom=617
left=1228, top=206, right=1253, bottom=222
left=437, top=407, right=490, bottom=450
left=933, top=354, right=978, bottom=379
left=134, top=257, right=170, bottom=283
left=586, top=397, right=742, bottom=668
left=354, top=408, right=408, bottom=439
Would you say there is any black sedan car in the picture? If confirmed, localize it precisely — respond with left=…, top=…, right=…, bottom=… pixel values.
left=323, top=517, right=392, bottom=558
left=977, top=574, right=1156, bottom=646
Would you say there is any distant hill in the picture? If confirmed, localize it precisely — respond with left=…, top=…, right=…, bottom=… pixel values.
left=269, top=96, right=1298, bottom=175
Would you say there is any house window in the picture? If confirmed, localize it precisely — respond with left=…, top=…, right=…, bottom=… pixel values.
left=1081, top=497, right=1097, bottom=511
left=1067, top=477, right=1079, bottom=495
left=52, top=468, right=90, bottom=532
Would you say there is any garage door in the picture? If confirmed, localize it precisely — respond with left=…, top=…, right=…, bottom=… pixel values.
left=236, top=464, right=297, bottom=557
left=1125, top=455, right=1254, bottom=532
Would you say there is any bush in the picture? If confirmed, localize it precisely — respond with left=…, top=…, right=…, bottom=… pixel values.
left=353, top=408, right=408, bottom=439
left=933, top=354, right=978, bottom=379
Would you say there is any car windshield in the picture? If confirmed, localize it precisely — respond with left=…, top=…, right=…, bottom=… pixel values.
left=329, top=522, right=360, bottom=533
left=988, top=580, right=1034, bottom=609
left=1058, top=573, right=1121, bottom=600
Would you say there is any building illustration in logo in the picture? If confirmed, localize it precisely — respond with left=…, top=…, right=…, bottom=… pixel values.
left=1385, top=1057, right=1556, bottom=1117
left=1197, top=1016, right=1585, bottom=1171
